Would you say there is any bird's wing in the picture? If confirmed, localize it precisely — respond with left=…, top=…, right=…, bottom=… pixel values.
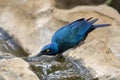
left=52, top=25, right=71, bottom=44
left=52, top=18, right=85, bottom=42
left=52, top=18, right=91, bottom=46
left=68, top=19, right=91, bottom=44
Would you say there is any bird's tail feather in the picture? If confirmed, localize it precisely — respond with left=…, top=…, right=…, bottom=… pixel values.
left=93, top=24, right=111, bottom=28
left=89, top=18, right=99, bottom=24
left=88, top=18, right=111, bottom=28
left=87, top=23, right=110, bottom=34
left=87, top=17, right=93, bottom=21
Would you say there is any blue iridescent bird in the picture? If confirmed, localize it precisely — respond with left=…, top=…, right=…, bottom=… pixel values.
left=36, top=17, right=110, bottom=56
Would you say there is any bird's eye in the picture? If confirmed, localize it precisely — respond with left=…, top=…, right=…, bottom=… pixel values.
left=44, top=49, right=50, bottom=53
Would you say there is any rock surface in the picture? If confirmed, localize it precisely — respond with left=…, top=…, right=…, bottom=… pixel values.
left=0, top=0, right=120, bottom=79
left=0, top=57, right=39, bottom=80
left=65, top=40, right=120, bottom=79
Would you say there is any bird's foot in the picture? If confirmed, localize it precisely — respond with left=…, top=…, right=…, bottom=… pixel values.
left=54, top=54, right=65, bottom=62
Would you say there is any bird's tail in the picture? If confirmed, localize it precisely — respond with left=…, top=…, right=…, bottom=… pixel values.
left=87, top=18, right=111, bottom=29
left=86, top=18, right=111, bottom=33
left=93, top=24, right=111, bottom=28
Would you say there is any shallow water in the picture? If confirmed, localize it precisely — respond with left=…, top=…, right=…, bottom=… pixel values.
left=27, top=55, right=96, bottom=80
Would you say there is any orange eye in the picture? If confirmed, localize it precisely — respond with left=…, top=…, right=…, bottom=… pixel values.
left=46, top=49, right=50, bottom=53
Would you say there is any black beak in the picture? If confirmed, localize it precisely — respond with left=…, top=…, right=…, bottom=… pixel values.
left=35, top=52, right=43, bottom=57
left=25, top=52, right=43, bottom=62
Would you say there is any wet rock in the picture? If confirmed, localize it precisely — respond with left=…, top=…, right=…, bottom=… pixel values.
left=0, top=53, right=15, bottom=59
left=0, top=27, right=28, bottom=57
left=0, top=57, right=39, bottom=80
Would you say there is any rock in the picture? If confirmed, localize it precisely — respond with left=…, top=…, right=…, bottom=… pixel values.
left=0, top=0, right=120, bottom=79
left=65, top=40, right=120, bottom=79
left=0, top=0, right=56, bottom=55
left=0, top=57, right=39, bottom=80
left=0, top=53, right=15, bottom=59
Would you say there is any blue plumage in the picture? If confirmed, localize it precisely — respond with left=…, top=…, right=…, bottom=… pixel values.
left=36, top=18, right=110, bottom=56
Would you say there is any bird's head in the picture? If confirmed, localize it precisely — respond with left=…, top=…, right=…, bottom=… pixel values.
left=36, top=42, right=59, bottom=57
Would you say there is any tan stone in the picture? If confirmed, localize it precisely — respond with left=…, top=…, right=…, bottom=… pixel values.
left=0, top=57, right=39, bottom=80
left=64, top=40, right=120, bottom=78
left=0, top=0, right=56, bottom=54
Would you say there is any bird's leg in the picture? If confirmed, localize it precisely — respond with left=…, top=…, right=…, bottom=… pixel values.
left=55, top=53, right=61, bottom=57
left=54, top=54, right=65, bottom=62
